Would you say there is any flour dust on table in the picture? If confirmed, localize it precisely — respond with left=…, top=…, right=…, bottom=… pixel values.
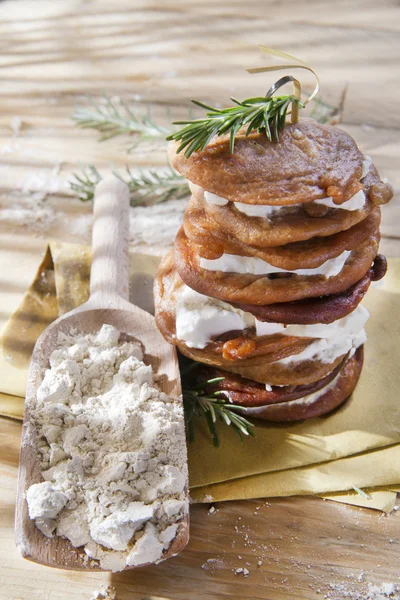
left=25, top=324, right=188, bottom=571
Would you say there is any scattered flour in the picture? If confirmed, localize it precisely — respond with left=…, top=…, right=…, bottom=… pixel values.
left=0, top=189, right=186, bottom=251
left=26, top=324, right=188, bottom=571
left=0, top=191, right=58, bottom=231
left=367, top=583, right=399, bottom=599
left=90, top=586, right=116, bottom=600
left=201, top=557, right=225, bottom=572
left=326, top=581, right=400, bottom=599
left=10, top=116, right=22, bottom=137
left=234, top=566, right=249, bottom=577
left=128, top=198, right=186, bottom=250
left=368, top=583, right=400, bottom=600
left=202, top=494, right=214, bottom=503
left=67, top=198, right=186, bottom=249
left=21, top=164, right=65, bottom=198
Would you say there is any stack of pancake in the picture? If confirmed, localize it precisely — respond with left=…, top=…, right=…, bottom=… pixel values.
left=155, top=118, right=393, bottom=421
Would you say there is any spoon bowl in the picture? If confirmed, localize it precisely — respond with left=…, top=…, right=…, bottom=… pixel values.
left=15, top=177, right=189, bottom=570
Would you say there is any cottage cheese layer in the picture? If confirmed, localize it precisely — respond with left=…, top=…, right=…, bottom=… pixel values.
left=176, top=285, right=253, bottom=349
left=175, top=283, right=369, bottom=358
left=26, top=325, right=188, bottom=572
left=199, top=250, right=351, bottom=278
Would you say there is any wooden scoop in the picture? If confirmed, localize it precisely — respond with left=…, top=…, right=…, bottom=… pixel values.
left=15, top=176, right=189, bottom=570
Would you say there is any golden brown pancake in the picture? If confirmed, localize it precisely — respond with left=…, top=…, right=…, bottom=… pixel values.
left=193, top=355, right=345, bottom=407
left=231, top=255, right=386, bottom=325
left=169, top=120, right=391, bottom=206
left=238, top=346, right=363, bottom=421
left=190, top=165, right=390, bottom=248
left=176, top=340, right=347, bottom=386
left=184, top=194, right=381, bottom=269
left=192, top=347, right=363, bottom=421
left=174, top=226, right=380, bottom=305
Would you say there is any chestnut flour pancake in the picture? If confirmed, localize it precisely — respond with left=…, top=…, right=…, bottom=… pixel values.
left=169, top=119, right=366, bottom=205
left=184, top=195, right=381, bottom=269
left=174, top=226, right=380, bottom=305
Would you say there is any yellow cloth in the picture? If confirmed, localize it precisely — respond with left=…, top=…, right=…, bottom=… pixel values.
left=0, top=392, right=24, bottom=420
left=322, top=489, right=396, bottom=514
left=0, top=246, right=58, bottom=398
left=190, top=443, right=400, bottom=502
left=0, top=242, right=399, bottom=511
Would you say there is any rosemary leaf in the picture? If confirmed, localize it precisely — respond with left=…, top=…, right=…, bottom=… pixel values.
left=167, top=94, right=304, bottom=158
left=352, top=486, right=372, bottom=500
left=72, top=95, right=171, bottom=144
left=70, top=164, right=189, bottom=207
left=182, top=375, right=256, bottom=448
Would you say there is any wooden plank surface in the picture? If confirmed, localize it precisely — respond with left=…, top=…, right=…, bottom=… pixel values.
left=0, top=1, right=399, bottom=599
left=2, top=418, right=400, bottom=600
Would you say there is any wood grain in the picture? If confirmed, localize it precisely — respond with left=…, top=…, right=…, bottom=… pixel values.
left=0, top=0, right=399, bottom=598
left=3, top=418, right=400, bottom=600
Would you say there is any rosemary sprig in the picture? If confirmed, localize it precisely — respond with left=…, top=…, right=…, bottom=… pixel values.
left=70, top=164, right=189, bottom=206
left=72, top=95, right=171, bottom=144
left=167, top=94, right=304, bottom=158
left=183, top=376, right=256, bottom=448
left=352, top=486, right=372, bottom=500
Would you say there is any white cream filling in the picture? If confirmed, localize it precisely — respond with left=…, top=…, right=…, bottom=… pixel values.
left=175, top=285, right=253, bottom=349
left=245, top=371, right=342, bottom=416
left=264, top=383, right=289, bottom=390
left=234, top=202, right=283, bottom=218
left=276, top=328, right=366, bottom=366
left=256, top=305, right=369, bottom=339
left=204, top=156, right=371, bottom=216
left=314, top=190, right=366, bottom=212
left=200, top=250, right=351, bottom=278
left=175, top=283, right=368, bottom=352
left=204, top=192, right=229, bottom=206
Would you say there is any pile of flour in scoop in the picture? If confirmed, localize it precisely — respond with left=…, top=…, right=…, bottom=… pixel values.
left=25, top=324, right=188, bottom=571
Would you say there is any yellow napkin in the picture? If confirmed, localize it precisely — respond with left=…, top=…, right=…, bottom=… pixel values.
left=0, top=242, right=399, bottom=511
left=322, top=489, right=396, bottom=514
left=0, top=246, right=58, bottom=398
left=190, top=443, right=400, bottom=503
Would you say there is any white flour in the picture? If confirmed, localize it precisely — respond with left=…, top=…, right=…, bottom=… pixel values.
left=128, top=199, right=186, bottom=250
left=90, top=586, right=116, bottom=600
left=0, top=192, right=186, bottom=252
left=26, top=324, right=188, bottom=571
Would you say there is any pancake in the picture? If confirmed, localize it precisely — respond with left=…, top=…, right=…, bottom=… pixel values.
left=192, top=165, right=390, bottom=248
left=174, top=226, right=380, bottom=305
left=169, top=119, right=366, bottom=205
left=191, top=347, right=363, bottom=422
left=176, top=341, right=349, bottom=386
left=231, top=255, right=387, bottom=325
left=184, top=194, right=381, bottom=269
left=191, top=359, right=345, bottom=407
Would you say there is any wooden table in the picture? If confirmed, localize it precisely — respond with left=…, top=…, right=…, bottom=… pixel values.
left=0, top=1, right=399, bottom=599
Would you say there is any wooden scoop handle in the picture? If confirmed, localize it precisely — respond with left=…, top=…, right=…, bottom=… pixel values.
left=90, top=176, right=130, bottom=301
